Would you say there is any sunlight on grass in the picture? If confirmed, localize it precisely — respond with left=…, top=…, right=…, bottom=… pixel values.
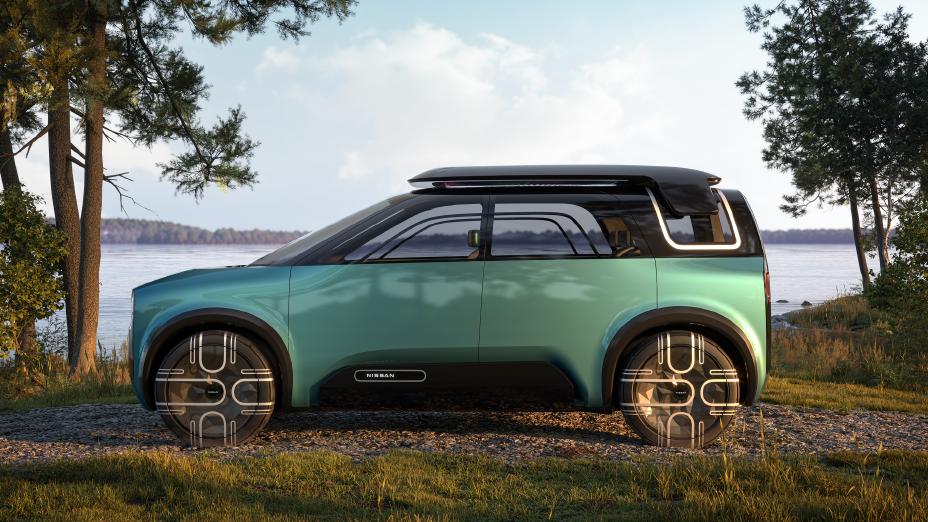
left=0, top=450, right=925, bottom=520
left=762, top=376, right=928, bottom=414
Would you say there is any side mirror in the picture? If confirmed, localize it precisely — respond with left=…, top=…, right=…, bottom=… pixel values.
left=467, top=229, right=481, bottom=248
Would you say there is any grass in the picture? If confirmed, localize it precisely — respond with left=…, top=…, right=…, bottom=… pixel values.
left=0, top=449, right=925, bottom=521
left=764, top=295, right=928, bottom=413
left=762, top=376, right=928, bottom=414
left=0, top=341, right=134, bottom=412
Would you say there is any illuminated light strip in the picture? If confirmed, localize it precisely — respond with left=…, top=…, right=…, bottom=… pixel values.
left=199, top=333, right=226, bottom=373
left=155, top=378, right=227, bottom=406
left=619, top=378, right=695, bottom=407
left=647, top=188, right=742, bottom=251
left=700, top=378, right=741, bottom=407
left=198, top=411, right=227, bottom=446
left=657, top=333, right=664, bottom=365
left=241, top=369, right=273, bottom=375
left=666, top=412, right=696, bottom=449
left=231, top=378, right=274, bottom=406
left=667, top=333, right=696, bottom=374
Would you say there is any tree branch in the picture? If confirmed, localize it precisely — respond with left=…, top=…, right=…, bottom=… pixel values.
left=0, top=124, right=50, bottom=159
left=103, top=171, right=154, bottom=214
left=69, top=106, right=137, bottom=142
left=129, top=0, right=211, bottom=177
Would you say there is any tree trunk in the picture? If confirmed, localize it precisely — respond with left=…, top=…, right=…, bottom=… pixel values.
left=0, top=122, right=20, bottom=190
left=867, top=175, right=889, bottom=270
left=71, top=3, right=107, bottom=378
left=848, top=187, right=871, bottom=289
left=48, top=79, right=82, bottom=365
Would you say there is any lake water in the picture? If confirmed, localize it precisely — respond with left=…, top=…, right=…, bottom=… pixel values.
left=79, top=243, right=874, bottom=348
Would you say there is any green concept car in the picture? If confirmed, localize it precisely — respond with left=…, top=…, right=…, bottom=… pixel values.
left=130, top=165, right=770, bottom=449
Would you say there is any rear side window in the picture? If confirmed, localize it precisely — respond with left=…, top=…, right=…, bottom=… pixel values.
left=490, top=202, right=639, bottom=258
left=650, top=189, right=741, bottom=249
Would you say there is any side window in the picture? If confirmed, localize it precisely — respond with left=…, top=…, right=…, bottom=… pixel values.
left=656, top=191, right=738, bottom=246
left=383, top=219, right=481, bottom=259
left=491, top=218, right=577, bottom=256
left=345, top=204, right=482, bottom=261
left=490, top=202, right=628, bottom=257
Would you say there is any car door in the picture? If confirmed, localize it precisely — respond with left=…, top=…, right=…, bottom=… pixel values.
left=478, top=192, right=657, bottom=406
left=288, top=194, right=487, bottom=405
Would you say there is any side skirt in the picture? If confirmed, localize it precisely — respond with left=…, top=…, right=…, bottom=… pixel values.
left=317, top=362, right=577, bottom=411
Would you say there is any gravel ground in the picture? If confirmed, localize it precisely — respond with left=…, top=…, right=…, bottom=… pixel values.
left=0, top=402, right=926, bottom=464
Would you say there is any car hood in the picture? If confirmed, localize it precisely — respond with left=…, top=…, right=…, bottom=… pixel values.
left=133, top=266, right=242, bottom=291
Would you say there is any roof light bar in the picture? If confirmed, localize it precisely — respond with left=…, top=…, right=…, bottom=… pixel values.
left=414, top=179, right=621, bottom=189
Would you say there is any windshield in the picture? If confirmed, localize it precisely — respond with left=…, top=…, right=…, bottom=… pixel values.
left=251, top=194, right=413, bottom=265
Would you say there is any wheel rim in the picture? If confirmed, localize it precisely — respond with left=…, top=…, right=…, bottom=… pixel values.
left=155, top=331, right=274, bottom=447
left=620, top=330, right=739, bottom=448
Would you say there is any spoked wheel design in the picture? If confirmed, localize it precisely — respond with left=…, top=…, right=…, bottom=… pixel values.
left=618, top=330, right=740, bottom=448
left=154, top=330, right=275, bottom=448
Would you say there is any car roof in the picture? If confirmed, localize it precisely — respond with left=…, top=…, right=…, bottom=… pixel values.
left=409, top=165, right=721, bottom=216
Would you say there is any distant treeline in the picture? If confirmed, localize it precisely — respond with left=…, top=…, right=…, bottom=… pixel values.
left=84, top=219, right=865, bottom=245
left=760, top=228, right=874, bottom=244
left=99, top=219, right=305, bottom=245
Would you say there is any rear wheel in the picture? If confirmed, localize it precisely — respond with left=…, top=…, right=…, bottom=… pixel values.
left=154, top=330, right=275, bottom=448
left=618, top=330, right=740, bottom=448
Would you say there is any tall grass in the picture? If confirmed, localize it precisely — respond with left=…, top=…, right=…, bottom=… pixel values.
left=0, top=319, right=134, bottom=411
left=772, top=296, right=928, bottom=392
left=0, top=449, right=926, bottom=520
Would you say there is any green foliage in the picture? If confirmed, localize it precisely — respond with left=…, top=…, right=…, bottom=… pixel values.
left=0, top=450, right=926, bottom=520
left=867, top=196, right=928, bottom=343
left=157, top=106, right=259, bottom=198
left=773, top=294, right=926, bottom=387
left=738, top=0, right=928, bottom=228
left=0, top=190, right=66, bottom=357
left=106, top=0, right=355, bottom=199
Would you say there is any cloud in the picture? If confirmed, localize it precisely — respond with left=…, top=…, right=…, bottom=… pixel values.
left=256, top=46, right=300, bottom=74
left=294, top=23, right=663, bottom=191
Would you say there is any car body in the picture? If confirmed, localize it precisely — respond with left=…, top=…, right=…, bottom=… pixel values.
left=130, top=165, right=770, bottom=448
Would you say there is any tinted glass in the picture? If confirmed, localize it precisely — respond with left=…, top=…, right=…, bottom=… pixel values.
left=495, top=203, right=610, bottom=254
left=663, top=197, right=735, bottom=244
left=491, top=218, right=576, bottom=256
left=384, top=219, right=480, bottom=259
left=346, top=204, right=482, bottom=261
left=251, top=194, right=413, bottom=265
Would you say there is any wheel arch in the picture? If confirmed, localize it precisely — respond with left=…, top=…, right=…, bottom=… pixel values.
left=139, top=308, right=293, bottom=411
left=601, top=306, right=759, bottom=409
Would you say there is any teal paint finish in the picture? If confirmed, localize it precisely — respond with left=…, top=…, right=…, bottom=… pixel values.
left=130, top=257, right=766, bottom=410
left=130, top=266, right=292, bottom=404
left=288, top=262, right=484, bottom=406
left=479, top=258, right=658, bottom=408
left=655, top=256, right=768, bottom=401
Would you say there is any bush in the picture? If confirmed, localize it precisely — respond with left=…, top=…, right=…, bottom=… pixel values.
left=0, top=189, right=67, bottom=358
left=866, top=195, right=928, bottom=348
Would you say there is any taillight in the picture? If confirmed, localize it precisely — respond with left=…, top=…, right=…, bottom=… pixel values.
left=764, top=261, right=771, bottom=304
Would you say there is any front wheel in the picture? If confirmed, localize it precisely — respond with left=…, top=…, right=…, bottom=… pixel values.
left=618, top=330, right=740, bottom=448
left=154, top=330, right=276, bottom=448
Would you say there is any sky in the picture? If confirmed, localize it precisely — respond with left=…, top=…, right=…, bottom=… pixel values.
left=15, top=0, right=928, bottom=232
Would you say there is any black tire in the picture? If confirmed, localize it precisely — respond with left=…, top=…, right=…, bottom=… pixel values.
left=618, top=330, right=740, bottom=448
left=154, top=330, right=276, bottom=448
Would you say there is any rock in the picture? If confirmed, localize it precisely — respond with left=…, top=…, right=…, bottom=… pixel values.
left=801, top=300, right=813, bottom=307
left=776, top=299, right=789, bottom=303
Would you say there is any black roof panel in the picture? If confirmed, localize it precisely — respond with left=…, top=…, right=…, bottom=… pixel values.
left=409, top=165, right=722, bottom=216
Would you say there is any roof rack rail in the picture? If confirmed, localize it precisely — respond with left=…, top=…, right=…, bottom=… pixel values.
left=409, top=165, right=721, bottom=216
